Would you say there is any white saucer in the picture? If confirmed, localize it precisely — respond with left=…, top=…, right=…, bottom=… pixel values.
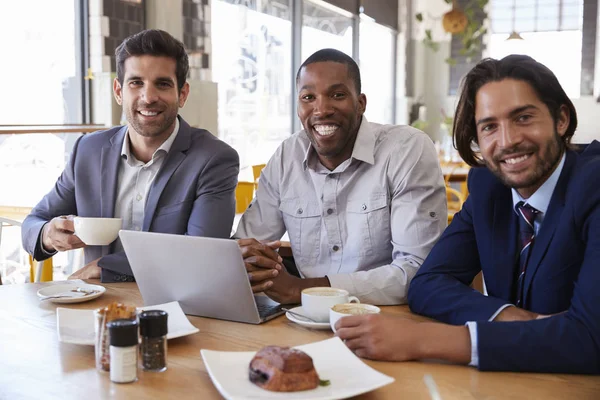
left=37, top=283, right=106, bottom=304
left=285, top=306, right=331, bottom=330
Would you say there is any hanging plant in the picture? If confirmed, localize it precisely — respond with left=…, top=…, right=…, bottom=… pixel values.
left=415, top=0, right=489, bottom=65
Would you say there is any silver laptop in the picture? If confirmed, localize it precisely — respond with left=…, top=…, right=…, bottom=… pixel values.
left=118, top=230, right=285, bottom=324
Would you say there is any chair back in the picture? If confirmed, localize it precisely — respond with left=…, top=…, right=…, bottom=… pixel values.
left=252, top=164, right=266, bottom=188
left=235, top=182, right=255, bottom=214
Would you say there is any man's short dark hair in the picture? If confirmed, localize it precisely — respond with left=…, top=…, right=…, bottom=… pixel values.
left=453, top=54, right=578, bottom=166
left=296, top=48, right=361, bottom=94
left=115, top=29, right=189, bottom=91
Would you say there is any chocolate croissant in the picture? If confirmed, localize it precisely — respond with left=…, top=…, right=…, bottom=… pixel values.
left=249, top=346, right=320, bottom=392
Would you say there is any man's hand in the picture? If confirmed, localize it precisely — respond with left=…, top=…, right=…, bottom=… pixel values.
left=264, top=268, right=330, bottom=305
left=238, top=238, right=283, bottom=292
left=42, top=216, right=86, bottom=252
left=69, top=258, right=101, bottom=280
left=335, top=314, right=421, bottom=361
left=335, top=314, right=472, bottom=364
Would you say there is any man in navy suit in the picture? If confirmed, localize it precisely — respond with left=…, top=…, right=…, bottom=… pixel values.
left=335, top=54, right=600, bottom=374
left=22, top=30, right=239, bottom=282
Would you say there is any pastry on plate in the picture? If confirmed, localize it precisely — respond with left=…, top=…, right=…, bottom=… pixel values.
left=249, top=345, right=320, bottom=392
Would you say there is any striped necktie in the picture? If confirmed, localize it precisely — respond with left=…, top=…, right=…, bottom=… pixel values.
left=515, top=201, right=540, bottom=307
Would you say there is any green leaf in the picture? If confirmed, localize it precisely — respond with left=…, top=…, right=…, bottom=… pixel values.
left=444, top=0, right=453, bottom=3
left=319, top=379, right=331, bottom=387
left=415, top=12, right=423, bottom=22
left=425, top=29, right=432, bottom=39
left=445, top=57, right=458, bottom=66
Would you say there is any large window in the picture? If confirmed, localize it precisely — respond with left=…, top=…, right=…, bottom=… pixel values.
left=212, top=0, right=293, bottom=169
left=301, top=0, right=353, bottom=62
left=487, top=0, right=584, bottom=97
left=360, top=18, right=395, bottom=124
left=0, top=0, right=85, bottom=208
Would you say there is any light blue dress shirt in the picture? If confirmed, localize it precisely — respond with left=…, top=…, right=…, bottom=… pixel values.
left=467, top=152, right=566, bottom=367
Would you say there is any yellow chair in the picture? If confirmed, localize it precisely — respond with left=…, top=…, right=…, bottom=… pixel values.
left=252, top=164, right=266, bottom=189
left=446, top=186, right=465, bottom=224
left=236, top=181, right=255, bottom=214
left=0, top=215, right=53, bottom=283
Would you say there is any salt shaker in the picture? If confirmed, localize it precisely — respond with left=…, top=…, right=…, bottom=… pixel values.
left=107, top=319, right=139, bottom=383
left=139, top=310, right=168, bottom=372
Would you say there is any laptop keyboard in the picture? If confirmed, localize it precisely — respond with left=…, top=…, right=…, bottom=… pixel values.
left=256, top=302, right=283, bottom=319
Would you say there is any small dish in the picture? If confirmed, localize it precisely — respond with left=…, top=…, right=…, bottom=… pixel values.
left=56, top=301, right=199, bottom=345
left=285, top=306, right=330, bottom=330
left=201, top=337, right=394, bottom=400
left=37, top=283, right=106, bottom=304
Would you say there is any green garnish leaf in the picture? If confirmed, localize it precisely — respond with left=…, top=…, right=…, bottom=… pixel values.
left=319, top=379, right=331, bottom=387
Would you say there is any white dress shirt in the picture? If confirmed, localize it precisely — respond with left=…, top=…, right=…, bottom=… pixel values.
left=467, top=152, right=566, bottom=366
left=112, top=119, right=179, bottom=254
left=235, top=118, right=447, bottom=305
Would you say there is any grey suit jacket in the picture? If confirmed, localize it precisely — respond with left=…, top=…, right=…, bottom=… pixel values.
left=22, top=116, right=239, bottom=282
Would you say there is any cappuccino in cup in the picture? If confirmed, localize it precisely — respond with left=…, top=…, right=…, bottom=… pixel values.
left=301, top=287, right=359, bottom=322
left=329, top=303, right=381, bottom=333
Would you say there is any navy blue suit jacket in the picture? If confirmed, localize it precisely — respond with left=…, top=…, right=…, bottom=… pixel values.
left=22, top=116, right=239, bottom=282
left=408, top=141, right=600, bottom=373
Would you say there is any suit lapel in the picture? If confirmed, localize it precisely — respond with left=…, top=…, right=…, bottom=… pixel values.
left=143, top=117, right=192, bottom=230
left=522, top=151, right=575, bottom=305
left=100, top=127, right=126, bottom=219
left=490, top=184, right=519, bottom=301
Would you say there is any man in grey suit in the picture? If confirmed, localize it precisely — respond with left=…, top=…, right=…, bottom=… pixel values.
left=22, top=29, right=239, bottom=282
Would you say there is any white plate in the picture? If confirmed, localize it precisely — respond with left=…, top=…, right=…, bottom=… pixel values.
left=37, top=283, right=106, bottom=304
left=285, top=306, right=330, bottom=330
left=56, top=301, right=200, bottom=345
left=201, top=337, right=394, bottom=400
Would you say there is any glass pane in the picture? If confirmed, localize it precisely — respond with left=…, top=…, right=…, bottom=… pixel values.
left=0, top=0, right=82, bottom=124
left=487, top=31, right=582, bottom=98
left=212, top=0, right=292, bottom=170
left=359, top=20, right=395, bottom=125
left=301, top=0, right=353, bottom=61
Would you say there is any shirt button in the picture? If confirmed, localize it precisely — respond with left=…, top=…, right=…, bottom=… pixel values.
left=332, top=245, right=340, bottom=252
left=136, top=194, right=142, bottom=201
left=297, top=208, right=303, bottom=215
left=361, top=204, right=367, bottom=211
left=327, top=208, right=333, bottom=215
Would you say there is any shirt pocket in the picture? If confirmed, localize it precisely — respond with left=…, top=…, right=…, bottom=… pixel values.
left=279, top=199, right=321, bottom=268
left=346, top=194, right=391, bottom=257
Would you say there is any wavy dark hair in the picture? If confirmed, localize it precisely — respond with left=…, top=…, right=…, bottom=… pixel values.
left=116, top=29, right=189, bottom=92
left=453, top=54, right=578, bottom=166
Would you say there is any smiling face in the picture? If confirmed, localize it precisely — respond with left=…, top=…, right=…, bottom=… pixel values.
left=475, top=78, right=569, bottom=198
left=113, top=55, right=189, bottom=142
left=296, top=61, right=366, bottom=170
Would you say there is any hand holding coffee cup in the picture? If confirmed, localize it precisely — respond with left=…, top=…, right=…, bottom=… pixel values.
left=301, top=287, right=359, bottom=323
left=42, top=215, right=86, bottom=252
left=330, top=303, right=381, bottom=333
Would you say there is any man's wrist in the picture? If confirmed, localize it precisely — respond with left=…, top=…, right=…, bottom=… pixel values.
left=415, top=323, right=471, bottom=364
left=40, top=223, right=55, bottom=253
left=494, top=306, right=539, bottom=322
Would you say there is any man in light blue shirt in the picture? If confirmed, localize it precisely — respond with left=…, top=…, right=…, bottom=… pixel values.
left=235, top=49, right=447, bottom=305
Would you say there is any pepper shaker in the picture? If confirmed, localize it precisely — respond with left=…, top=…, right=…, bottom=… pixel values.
left=139, top=310, right=168, bottom=372
left=107, top=319, right=139, bottom=383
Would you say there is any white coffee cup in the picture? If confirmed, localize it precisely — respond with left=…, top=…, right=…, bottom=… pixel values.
left=73, top=217, right=123, bottom=246
left=329, top=303, right=381, bottom=333
left=301, top=287, right=359, bottom=323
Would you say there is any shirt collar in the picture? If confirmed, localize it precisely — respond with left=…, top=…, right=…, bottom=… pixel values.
left=511, top=152, right=566, bottom=214
left=302, top=117, right=376, bottom=170
left=121, top=117, right=180, bottom=165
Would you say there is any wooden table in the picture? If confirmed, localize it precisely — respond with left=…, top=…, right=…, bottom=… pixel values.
left=1, top=282, right=598, bottom=399
left=0, top=125, right=108, bottom=135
